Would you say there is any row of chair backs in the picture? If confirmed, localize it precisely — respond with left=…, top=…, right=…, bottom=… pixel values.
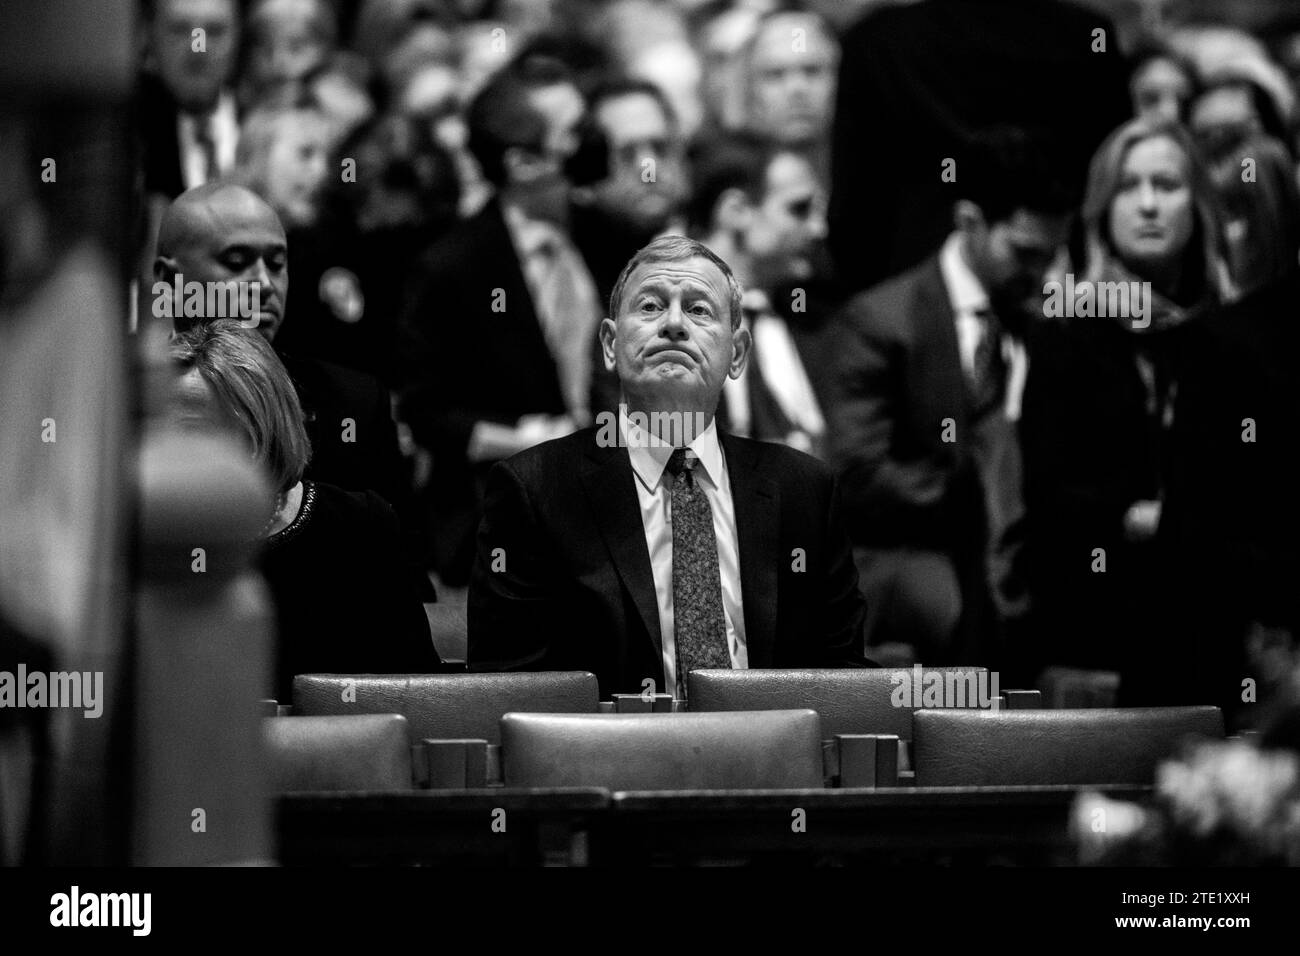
left=291, top=672, right=601, bottom=744
left=263, top=705, right=1224, bottom=793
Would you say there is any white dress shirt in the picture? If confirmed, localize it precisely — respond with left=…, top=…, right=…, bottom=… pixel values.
left=619, top=405, right=747, bottom=698
left=177, top=91, right=239, bottom=191
left=723, top=289, right=825, bottom=453
left=938, top=231, right=1028, bottom=421
left=502, top=202, right=603, bottom=424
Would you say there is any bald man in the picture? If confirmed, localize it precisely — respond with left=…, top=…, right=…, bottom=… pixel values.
left=154, top=183, right=420, bottom=569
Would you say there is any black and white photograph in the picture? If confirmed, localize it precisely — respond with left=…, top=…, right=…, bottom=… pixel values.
left=1, top=0, right=1298, bottom=936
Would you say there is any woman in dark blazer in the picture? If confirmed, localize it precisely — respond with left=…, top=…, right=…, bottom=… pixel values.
left=1021, top=117, right=1264, bottom=719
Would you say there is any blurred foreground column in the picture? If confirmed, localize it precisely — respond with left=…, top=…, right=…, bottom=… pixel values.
left=134, top=431, right=275, bottom=865
left=0, top=0, right=133, bottom=865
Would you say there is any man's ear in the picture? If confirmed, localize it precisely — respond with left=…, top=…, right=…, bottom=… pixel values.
left=154, top=255, right=180, bottom=284
left=728, top=323, right=752, bottom=380
left=715, top=187, right=753, bottom=235
left=953, top=199, right=987, bottom=236
left=503, top=146, right=550, bottom=186
left=599, top=317, right=618, bottom=372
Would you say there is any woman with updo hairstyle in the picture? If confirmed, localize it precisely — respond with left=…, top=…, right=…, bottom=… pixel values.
left=1021, top=116, right=1266, bottom=723
left=170, top=320, right=439, bottom=700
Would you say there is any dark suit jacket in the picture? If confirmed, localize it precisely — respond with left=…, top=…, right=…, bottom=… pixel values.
left=135, top=74, right=239, bottom=199
left=467, top=426, right=868, bottom=697
left=136, top=73, right=185, bottom=199
left=1020, top=316, right=1265, bottom=699
left=828, top=0, right=1129, bottom=291
left=280, top=351, right=434, bottom=601
left=397, top=198, right=567, bottom=585
left=824, top=255, right=998, bottom=555
left=278, top=351, right=403, bottom=503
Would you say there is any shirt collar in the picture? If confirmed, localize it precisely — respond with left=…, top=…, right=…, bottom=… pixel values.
left=502, top=202, right=561, bottom=260
left=619, top=404, right=723, bottom=493
left=939, top=231, right=990, bottom=316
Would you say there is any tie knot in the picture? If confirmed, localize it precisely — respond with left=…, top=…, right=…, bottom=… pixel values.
left=665, top=447, right=695, bottom=479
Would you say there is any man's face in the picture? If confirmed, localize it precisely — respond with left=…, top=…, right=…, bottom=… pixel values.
left=1131, top=57, right=1192, bottom=123
left=746, top=16, right=836, bottom=146
left=246, top=0, right=332, bottom=92
left=743, top=151, right=826, bottom=287
left=514, top=81, right=585, bottom=218
left=163, top=190, right=289, bottom=341
left=151, top=0, right=240, bottom=113
left=530, top=81, right=585, bottom=165
left=401, top=64, right=466, bottom=154
left=1190, top=85, right=1261, bottom=189
left=964, top=206, right=1070, bottom=309
left=592, top=92, right=685, bottom=233
left=601, top=255, right=749, bottom=413
left=264, top=113, right=332, bottom=229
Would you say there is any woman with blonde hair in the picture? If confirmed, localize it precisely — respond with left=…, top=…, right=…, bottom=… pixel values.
left=1022, top=116, right=1263, bottom=721
left=170, top=320, right=439, bottom=699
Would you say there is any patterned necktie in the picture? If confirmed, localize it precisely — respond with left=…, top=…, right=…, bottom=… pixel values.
left=194, top=114, right=218, bottom=184
left=969, top=307, right=1008, bottom=417
left=666, top=448, right=731, bottom=696
left=530, top=224, right=602, bottom=426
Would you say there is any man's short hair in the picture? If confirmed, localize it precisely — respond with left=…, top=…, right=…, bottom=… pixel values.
left=956, top=126, right=1078, bottom=224
left=608, top=235, right=744, bottom=330
left=687, top=134, right=788, bottom=233
left=466, top=53, right=574, bottom=187
left=588, top=77, right=678, bottom=132
left=170, top=319, right=311, bottom=493
left=741, top=9, right=837, bottom=71
left=142, top=0, right=241, bottom=23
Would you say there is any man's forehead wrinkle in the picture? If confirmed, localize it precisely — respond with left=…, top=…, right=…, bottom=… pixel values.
left=634, top=264, right=725, bottom=286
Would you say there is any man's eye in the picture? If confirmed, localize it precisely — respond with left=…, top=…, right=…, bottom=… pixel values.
left=689, top=303, right=710, bottom=315
left=638, top=299, right=661, bottom=312
left=788, top=199, right=813, bottom=218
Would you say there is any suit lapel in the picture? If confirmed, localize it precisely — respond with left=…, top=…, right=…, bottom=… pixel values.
left=915, top=257, right=970, bottom=421
left=722, top=434, right=780, bottom=668
left=579, top=440, right=663, bottom=659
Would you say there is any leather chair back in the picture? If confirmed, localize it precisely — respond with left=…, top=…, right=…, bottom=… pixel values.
left=263, top=714, right=412, bottom=792
left=688, top=667, right=992, bottom=739
left=913, top=706, right=1224, bottom=786
left=501, top=710, right=824, bottom=790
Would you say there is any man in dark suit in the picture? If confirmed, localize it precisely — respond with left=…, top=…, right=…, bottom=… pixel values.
left=137, top=0, right=243, bottom=199
left=827, top=0, right=1128, bottom=292
left=469, top=236, right=868, bottom=699
left=824, top=130, right=1072, bottom=669
left=398, top=54, right=602, bottom=587
left=694, top=136, right=834, bottom=457
left=153, top=182, right=411, bottom=521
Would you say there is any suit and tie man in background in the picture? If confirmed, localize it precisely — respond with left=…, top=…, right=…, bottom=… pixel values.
left=469, top=236, right=869, bottom=699
left=693, top=137, right=833, bottom=457
left=824, top=130, right=1073, bottom=672
left=398, top=53, right=603, bottom=589
left=138, top=0, right=243, bottom=200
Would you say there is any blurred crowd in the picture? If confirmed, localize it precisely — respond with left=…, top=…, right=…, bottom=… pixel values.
left=131, top=0, right=1300, bottom=728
